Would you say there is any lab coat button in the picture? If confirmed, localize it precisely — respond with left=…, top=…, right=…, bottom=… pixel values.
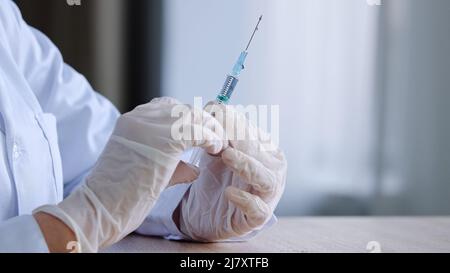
left=12, top=142, right=21, bottom=160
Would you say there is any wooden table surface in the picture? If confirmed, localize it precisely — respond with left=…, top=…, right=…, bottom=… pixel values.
left=104, top=217, right=450, bottom=253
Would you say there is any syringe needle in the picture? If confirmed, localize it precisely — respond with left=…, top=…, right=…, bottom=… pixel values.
left=245, top=15, right=263, bottom=52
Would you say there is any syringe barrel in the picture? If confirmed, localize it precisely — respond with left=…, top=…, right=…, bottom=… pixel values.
left=216, top=75, right=239, bottom=104
left=232, top=51, right=248, bottom=77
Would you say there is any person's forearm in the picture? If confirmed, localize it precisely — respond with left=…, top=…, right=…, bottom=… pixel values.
left=33, top=212, right=77, bottom=253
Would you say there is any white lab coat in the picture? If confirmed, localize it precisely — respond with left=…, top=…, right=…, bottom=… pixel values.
left=0, top=0, right=193, bottom=252
left=0, top=0, right=272, bottom=252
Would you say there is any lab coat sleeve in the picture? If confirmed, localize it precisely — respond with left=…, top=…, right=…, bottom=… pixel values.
left=0, top=215, right=49, bottom=253
left=1, top=0, right=187, bottom=242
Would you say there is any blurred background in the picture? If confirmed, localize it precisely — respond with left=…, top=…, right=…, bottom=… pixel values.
left=13, top=0, right=450, bottom=216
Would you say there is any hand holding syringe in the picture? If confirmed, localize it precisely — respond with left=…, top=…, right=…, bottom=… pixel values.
left=189, top=16, right=263, bottom=166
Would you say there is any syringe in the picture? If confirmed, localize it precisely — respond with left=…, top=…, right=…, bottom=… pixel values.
left=189, top=15, right=263, bottom=166
left=216, top=15, right=263, bottom=105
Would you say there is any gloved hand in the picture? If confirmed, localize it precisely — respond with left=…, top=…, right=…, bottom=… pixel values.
left=35, top=97, right=227, bottom=252
left=177, top=103, right=287, bottom=241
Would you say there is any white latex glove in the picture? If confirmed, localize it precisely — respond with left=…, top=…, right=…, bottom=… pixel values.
left=178, top=103, right=287, bottom=241
left=35, top=97, right=227, bottom=252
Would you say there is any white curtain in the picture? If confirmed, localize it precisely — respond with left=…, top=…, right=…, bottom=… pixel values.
left=264, top=0, right=380, bottom=215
